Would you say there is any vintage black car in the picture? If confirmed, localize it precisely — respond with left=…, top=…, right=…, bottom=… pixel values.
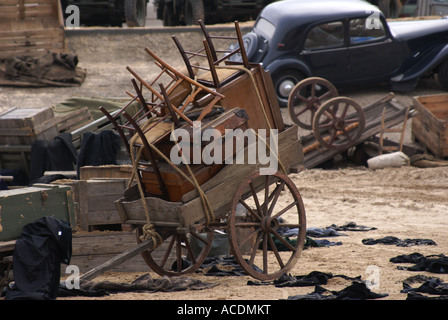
left=237, top=0, right=448, bottom=106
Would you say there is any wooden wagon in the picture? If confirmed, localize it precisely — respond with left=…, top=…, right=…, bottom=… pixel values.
left=97, top=21, right=307, bottom=281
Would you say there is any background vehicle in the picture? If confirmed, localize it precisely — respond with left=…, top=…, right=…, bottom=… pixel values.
left=60, top=0, right=148, bottom=27
left=236, top=0, right=448, bottom=107
left=153, top=0, right=276, bottom=26
left=368, top=0, right=408, bottom=18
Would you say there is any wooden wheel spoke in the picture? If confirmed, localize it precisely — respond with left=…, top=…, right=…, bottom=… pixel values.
left=237, top=227, right=261, bottom=248
left=159, top=235, right=176, bottom=269
left=249, top=232, right=264, bottom=267
left=268, top=233, right=286, bottom=268
left=262, top=232, right=268, bottom=274
left=249, top=182, right=263, bottom=218
left=239, top=198, right=262, bottom=221
left=268, top=181, right=285, bottom=216
left=271, top=229, right=297, bottom=252
left=263, top=175, right=270, bottom=215
left=273, top=200, right=299, bottom=219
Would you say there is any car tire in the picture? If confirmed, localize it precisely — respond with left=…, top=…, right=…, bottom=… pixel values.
left=125, top=0, right=147, bottom=27
left=163, top=2, right=178, bottom=26
left=438, top=60, right=448, bottom=90
left=272, top=70, right=305, bottom=108
left=185, top=0, right=204, bottom=25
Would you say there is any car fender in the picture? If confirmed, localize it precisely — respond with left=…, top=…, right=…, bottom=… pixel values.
left=264, top=58, right=312, bottom=78
left=397, top=43, right=448, bottom=82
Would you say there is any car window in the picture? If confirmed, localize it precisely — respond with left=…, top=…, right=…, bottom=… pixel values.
left=304, top=21, right=344, bottom=50
left=349, top=17, right=386, bottom=44
left=254, top=17, right=276, bottom=40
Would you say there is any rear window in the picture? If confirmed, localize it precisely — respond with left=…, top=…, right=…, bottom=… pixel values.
left=254, top=17, right=276, bottom=40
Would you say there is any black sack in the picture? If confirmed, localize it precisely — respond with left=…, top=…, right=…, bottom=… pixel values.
left=5, top=216, right=72, bottom=300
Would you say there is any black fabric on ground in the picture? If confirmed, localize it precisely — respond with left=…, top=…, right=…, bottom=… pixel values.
left=287, top=281, right=388, bottom=300
left=392, top=254, right=448, bottom=273
left=76, top=130, right=120, bottom=178
left=5, top=217, right=72, bottom=300
left=327, top=222, right=377, bottom=232
left=247, top=271, right=361, bottom=288
left=389, top=252, right=426, bottom=264
left=362, top=236, right=437, bottom=247
left=197, top=256, right=257, bottom=276
left=402, top=276, right=448, bottom=295
left=29, top=132, right=78, bottom=183
left=58, top=273, right=218, bottom=297
left=306, top=227, right=346, bottom=238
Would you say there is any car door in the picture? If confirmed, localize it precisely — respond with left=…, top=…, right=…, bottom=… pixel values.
left=299, top=20, right=350, bottom=84
left=347, top=16, right=401, bottom=82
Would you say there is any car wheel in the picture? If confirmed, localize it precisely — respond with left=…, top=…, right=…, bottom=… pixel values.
left=185, top=0, right=204, bottom=25
left=438, top=60, right=448, bottom=90
left=272, top=70, right=305, bottom=108
left=163, top=2, right=178, bottom=26
left=125, top=0, right=147, bottom=27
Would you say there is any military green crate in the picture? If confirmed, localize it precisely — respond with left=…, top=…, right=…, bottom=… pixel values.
left=0, top=184, right=76, bottom=241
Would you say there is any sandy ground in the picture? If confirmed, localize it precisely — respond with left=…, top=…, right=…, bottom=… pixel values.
left=58, top=165, right=448, bottom=301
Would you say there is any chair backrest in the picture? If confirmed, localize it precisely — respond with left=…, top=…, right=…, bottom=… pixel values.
left=172, top=20, right=251, bottom=88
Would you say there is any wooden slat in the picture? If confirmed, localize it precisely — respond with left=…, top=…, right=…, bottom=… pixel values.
left=0, top=0, right=64, bottom=60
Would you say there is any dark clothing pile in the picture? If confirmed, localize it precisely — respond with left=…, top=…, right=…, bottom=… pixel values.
left=362, top=236, right=437, bottom=247
left=5, top=217, right=72, bottom=300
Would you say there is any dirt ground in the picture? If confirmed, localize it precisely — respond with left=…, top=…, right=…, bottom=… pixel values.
left=1, top=25, right=448, bottom=302
left=59, top=165, right=448, bottom=301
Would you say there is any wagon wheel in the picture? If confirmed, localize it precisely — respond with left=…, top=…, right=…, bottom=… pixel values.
left=312, top=97, right=366, bottom=151
left=227, top=170, right=306, bottom=280
left=136, top=225, right=214, bottom=277
left=288, top=77, right=338, bottom=130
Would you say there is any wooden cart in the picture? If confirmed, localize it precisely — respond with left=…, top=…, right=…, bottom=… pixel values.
left=97, top=22, right=307, bottom=281
left=287, top=77, right=411, bottom=168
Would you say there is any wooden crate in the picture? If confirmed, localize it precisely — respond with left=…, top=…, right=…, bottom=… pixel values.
left=79, top=165, right=133, bottom=181
left=0, top=0, right=65, bottom=60
left=0, top=184, right=76, bottom=241
left=412, top=94, right=448, bottom=158
left=0, top=107, right=60, bottom=145
left=68, top=231, right=150, bottom=273
left=56, top=178, right=130, bottom=231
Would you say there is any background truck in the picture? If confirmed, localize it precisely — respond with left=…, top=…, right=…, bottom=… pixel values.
left=60, top=0, right=149, bottom=27
left=369, top=0, right=408, bottom=18
left=153, top=0, right=276, bottom=26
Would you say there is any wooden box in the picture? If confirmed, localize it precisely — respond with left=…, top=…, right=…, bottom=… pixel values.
left=79, top=165, right=133, bottom=181
left=412, top=94, right=448, bottom=158
left=0, top=184, right=76, bottom=241
left=140, top=163, right=224, bottom=202
left=55, top=178, right=130, bottom=231
left=68, top=231, right=149, bottom=273
left=0, top=107, right=59, bottom=145
left=0, top=0, right=65, bottom=60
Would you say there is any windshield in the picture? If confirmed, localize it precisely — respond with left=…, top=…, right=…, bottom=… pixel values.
left=254, top=17, right=276, bottom=40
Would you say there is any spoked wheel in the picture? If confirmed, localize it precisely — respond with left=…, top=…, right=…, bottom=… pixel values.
left=312, top=97, right=366, bottom=151
left=136, top=225, right=214, bottom=277
left=227, top=170, right=306, bottom=280
left=288, top=77, right=338, bottom=130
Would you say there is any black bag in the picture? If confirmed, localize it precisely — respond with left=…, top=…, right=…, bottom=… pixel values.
left=5, top=216, right=72, bottom=300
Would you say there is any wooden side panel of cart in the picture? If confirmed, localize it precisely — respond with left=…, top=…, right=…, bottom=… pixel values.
left=115, top=124, right=303, bottom=229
